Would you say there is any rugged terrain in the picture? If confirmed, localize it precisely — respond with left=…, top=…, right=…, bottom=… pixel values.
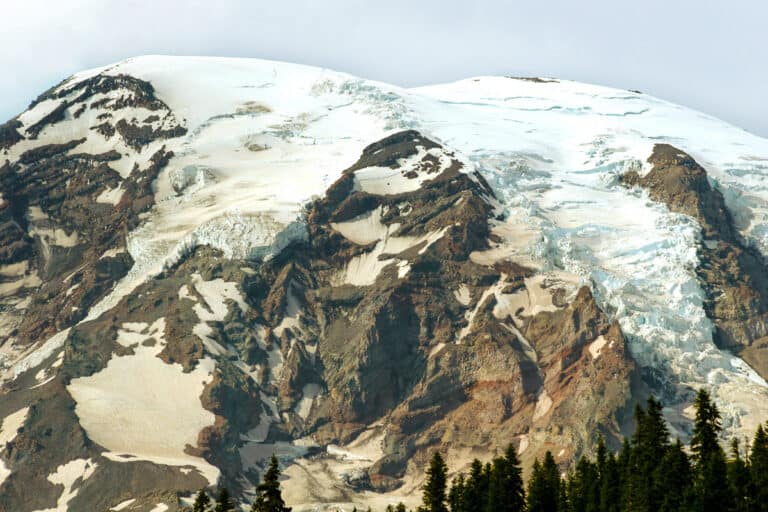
left=0, top=56, right=767, bottom=511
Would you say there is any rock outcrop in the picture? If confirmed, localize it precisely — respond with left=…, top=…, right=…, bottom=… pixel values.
left=5, top=56, right=765, bottom=511
left=0, top=129, right=636, bottom=511
left=623, top=144, right=768, bottom=379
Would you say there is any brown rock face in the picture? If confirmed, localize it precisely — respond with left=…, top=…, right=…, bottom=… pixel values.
left=0, top=128, right=636, bottom=510
left=623, top=144, right=768, bottom=378
left=0, top=119, right=24, bottom=150
left=0, top=72, right=187, bottom=349
left=223, top=130, right=636, bottom=496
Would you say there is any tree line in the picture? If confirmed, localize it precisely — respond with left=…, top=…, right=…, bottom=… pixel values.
left=412, top=389, right=768, bottom=512
left=190, top=455, right=291, bottom=512
left=187, top=389, right=768, bottom=512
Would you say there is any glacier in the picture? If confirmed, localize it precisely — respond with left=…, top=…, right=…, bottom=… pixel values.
left=8, top=55, right=768, bottom=442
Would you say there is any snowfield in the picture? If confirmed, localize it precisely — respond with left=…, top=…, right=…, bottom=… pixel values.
left=67, top=318, right=219, bottom=485
left=409, top=75, right=768, bottom=437
left=4, top=55, right=768, bottom=500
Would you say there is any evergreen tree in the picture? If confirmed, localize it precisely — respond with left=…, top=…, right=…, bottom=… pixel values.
left=463, top=459, right=489, bottom=512
left=482, top=445, right=526, bottom=512
left=595, top=436, right=607, bottom=482
left=566, top=457, right=599, bottom=512
left=690, top=389, right=733, bottom=512
left=486, top=456, right=506, bottom=512
left=557, top=481, right=568, bottom=512
left=654, top=439, right=692, bottom=512
left=750, top=424, right=768, bottom=512
left=420, top=452, right=449, bottom=512
left=527, top=452, right=561, bottom=512
left=193, top=489, right=211, bottom=512
left=728, top=438, right=751, bottom=512
left=696, top=450, right=732, bottom=512
left=214, top=487, right=235, bottom=512
left=252, top=455, right=291, bottom=512
left=502, top=444, right=527, bottom=512
left=617, top=437, right=633, bottom=511
left=690, top=389, right=722, bottom=465
left=527, top=459, right=546, bottom=512
left=599, top=452, right=621, bottom=512
left=449, top=474, right=466, bottom=512
left=413, top=395, right=768, bottom=512
left=625, top=397, right=670, bottom=512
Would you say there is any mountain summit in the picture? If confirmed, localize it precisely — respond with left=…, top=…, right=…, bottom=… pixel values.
left=1, top=56, right=767, bottom=511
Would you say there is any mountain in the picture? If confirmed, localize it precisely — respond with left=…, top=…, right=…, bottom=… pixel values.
left=0, top=55, right=767, bottom=511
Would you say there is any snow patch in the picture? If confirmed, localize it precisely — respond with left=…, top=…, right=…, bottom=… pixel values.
left=453, top=284, right=471, bottom=306
left=111, top=499, right=136, bottom=511
left=0, top=407, right=29, bottom=448
left=33, top=458, right=98, bottom=512
left=67, top=318, right=219, bottom=485
left=589, top=336, right=609, bottom=360
left=353, top=145, right=457, bottom=195
left=533, top=390, right=553, bottom=421
left=96, top=184, right=125, bottom=205
left=330, top=206, right=397, bottom=245
left=335, top=227, right=449, bottom=286
left=187, top=274, right=248, bottom=355
left=294, top=384, right=322, bottom=420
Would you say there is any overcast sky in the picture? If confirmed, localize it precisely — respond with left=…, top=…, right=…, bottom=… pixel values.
left=2, top=0, right=766, bottom=136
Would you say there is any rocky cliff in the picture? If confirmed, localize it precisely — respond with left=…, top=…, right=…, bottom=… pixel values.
left=0, top=56, right=766, bottom=511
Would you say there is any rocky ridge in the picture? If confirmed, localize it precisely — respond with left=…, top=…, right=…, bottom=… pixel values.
left=0, top=56, right=766, bottom=511
left=623, top=144, right=768, bottom=379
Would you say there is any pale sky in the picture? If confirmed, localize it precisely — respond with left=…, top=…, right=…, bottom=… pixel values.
left=1, top=0, right=766, bottom=136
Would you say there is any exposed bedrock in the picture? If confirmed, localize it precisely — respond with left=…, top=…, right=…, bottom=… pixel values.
left=233, top=130, right=637, bottom=493
left=0, top=72, right=187, bottom=350
left=0, top=129, right=637, bottom=510
left=622, top=144, right=768, bottom=378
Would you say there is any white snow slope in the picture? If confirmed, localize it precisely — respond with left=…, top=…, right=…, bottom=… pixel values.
left=6, top=55, right=768, bottom=454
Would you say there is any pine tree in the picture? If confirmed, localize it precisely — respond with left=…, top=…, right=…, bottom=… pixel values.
left=527, top=452, right=561, bottom=512
left=463, top=459, right=489, bottom=512
left=625, top=397, right=670, bottom=512
left=486, top=457, right=505, bottom=512
left=690, top=389, right=733, bottom=512
left=408, top=400, right=768, bottom=512
left=599, top=452, right=621, bottom=512
left=193, top=489, right=211, bottom=512
left=449, top=474, right=466, bottom=512
left=595, top=436, right=607, bottom=482
left=566, top=457, right=599, bottom=512
left=728, top=438, right=751, bottom=512
left=527, top=459, right=544, bottom=512
left=750, top=424, right=768, bottom=512
left=654, top=439, right=692, bottom=512
left=486, top=449, right=525, bottom=512
left=499, top=444, right=526, bottom=512
left=420, top=452, right=449, bottom=512
left=616, top=437, right=632, bottom=512
left=214, top=487, right=235, bottom=512
left=690, top=389, right=721, bottom=465
left=252, top=455, right=291, bottom=512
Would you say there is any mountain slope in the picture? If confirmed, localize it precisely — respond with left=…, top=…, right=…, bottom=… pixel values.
left=0, top=56, right=766, bottom=511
